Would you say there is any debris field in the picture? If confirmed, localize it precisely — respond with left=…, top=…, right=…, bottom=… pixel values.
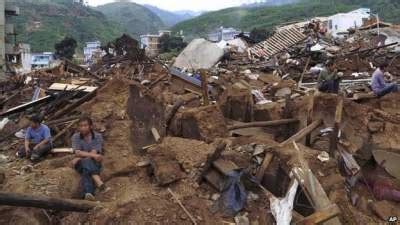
left=1, top=20, right=400, bottom=225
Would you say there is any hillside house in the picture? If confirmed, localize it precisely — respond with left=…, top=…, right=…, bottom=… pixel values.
left=207, top=27, right=249, bottom=42
left=84, top=41, right=102, bottom=65
left=31, top=52, right=55, bottom=69
left=140, top=30, right=172, bottom=57
left=327, top=8, right=371, bottom=37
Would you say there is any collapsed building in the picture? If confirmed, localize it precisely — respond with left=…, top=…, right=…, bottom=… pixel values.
left=1, top=7, right=400, bottom=225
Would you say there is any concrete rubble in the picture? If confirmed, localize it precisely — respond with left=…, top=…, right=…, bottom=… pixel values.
left=1, top=16, right=400, bottom=225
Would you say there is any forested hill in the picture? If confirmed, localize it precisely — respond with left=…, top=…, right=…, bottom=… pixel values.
left=96, top=2, right=166, bottom=38
left=172, top=0, right=400, bottom=40
left=9, top=0, right=124, bottom=52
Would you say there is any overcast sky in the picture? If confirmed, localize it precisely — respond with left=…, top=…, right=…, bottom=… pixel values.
left=87, top=0, right=255, bottom=11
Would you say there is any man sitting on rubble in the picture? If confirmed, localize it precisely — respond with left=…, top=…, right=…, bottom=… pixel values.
left=317, top=60, right=342, bottom=94
left=371, top=63, right=398, bottom=97
left=70, top=116, right=109, bottom=200
left=17, top=115, right=52, bottom=162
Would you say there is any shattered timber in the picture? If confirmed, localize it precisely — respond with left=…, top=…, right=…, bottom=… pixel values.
left=2, top=13, right=400, bottom=225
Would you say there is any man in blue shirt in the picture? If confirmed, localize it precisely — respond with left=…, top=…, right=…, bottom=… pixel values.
left=17, top=115, right=52, bottom=162
left=371, top=63, right=398, bottom=97
left=70, top=116, right=108, bottom=201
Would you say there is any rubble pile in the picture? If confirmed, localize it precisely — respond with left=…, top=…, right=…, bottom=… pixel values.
left=0, top=20, right=400, bottom=225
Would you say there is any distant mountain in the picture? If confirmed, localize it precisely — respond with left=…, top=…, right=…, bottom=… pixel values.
left=143, top=4, right=196, bottom=27
left=173, top=0, right=400, bottom=40
left=9, top=0, right=124, bottom=52
left=174, top=10, right=204, bottom=17
left=96, top=2, right=165, bottom=38
left=242, top=0, right=299, bottom=8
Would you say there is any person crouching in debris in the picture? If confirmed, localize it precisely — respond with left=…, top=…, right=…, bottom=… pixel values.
left=70, top=116, right=109, bottom=201
left=317, top=60, right=342, bottom=94
left=17, top=115, right=52, bottom=162
left=371, top=63, right=398, bottom=97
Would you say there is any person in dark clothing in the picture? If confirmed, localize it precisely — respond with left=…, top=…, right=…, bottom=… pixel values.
left=317, top=60, right=342, bottom=94
left=17, top=115, right=52, bottom=162
left=71, top=116, right=108, bottom=200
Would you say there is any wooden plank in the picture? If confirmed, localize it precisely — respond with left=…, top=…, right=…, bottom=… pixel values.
left=198, top=141, right=227, bottom=183
left=256, top=153, right=274, bottom=181
left=0, top=192, right=98, bottom=212
left=291, top=143, right=342, bottom=225
left=280, top=119, right=322, bottom=147
left=48, top=83, right=97, bottom=93
left=212, top=159, right=239, bottom=175
left=295, top=204, right=341, bottom=225
left=227, top=119, right=299, bottom=130
left=151, top=127, right=161, bottom=143
left=204, top=169, right=224, bottom=191
left=0, top=95, right=52, bottom=117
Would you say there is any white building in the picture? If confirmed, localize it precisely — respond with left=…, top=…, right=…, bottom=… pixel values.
left=208, top=27, right=249, bottom=42
left=327, top=8, right=371, bottom=37
left=83, top=41, right=101, bottom=65
left=31, top=52, right=55, bottom=69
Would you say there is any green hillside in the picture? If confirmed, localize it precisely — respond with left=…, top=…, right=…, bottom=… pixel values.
left=173, top=0, right=400, bottom=40
left=96, top=2, right=166, bottom=38
left=9, top=0, right=124, bottom=52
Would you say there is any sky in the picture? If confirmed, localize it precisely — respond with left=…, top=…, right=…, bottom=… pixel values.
left=87, top=0, right=258, bottom=11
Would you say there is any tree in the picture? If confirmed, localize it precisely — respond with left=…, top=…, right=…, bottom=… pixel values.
left=249, top=28, right=272, bottom=43
left=159, top=34, right=187, bottom=53
left=54, top=36, right=78, bottom=60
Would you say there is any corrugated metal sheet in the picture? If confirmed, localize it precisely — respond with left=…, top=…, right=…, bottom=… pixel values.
left=249, top=27, right=306, bottom=59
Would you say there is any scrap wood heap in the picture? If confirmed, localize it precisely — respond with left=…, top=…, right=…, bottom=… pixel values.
left=0, top=23, right=400, bottom=225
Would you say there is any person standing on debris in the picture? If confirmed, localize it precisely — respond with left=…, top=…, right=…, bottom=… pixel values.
left=70, top=116, right=109, bottom=201
left=17, top=115, right=52, bottom=162
left=222, top=43, right=232, bottom=63
left=317, top=60, right=342, bottom=94
left=371, top=63, right=398, bottom=97
left=305, top=34, right=314, bottom=53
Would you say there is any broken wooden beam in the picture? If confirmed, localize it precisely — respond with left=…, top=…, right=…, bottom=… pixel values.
left=0, top=95, right=53, bottom=117
left=256, top=152, right=274, bottom=181
left=151, top=127, right=161, bottom=143
left=198, top=140, right=227, bottom=183
left=280, top=119, right=322, bottom=147
left=295, top=204, right=341, bottom=225
left=52, top=119, right=79, bottom=143
left=0, top=191, right=98, bottom=212
left=228, top=119, right=299, bottom=130
left=49, top=90, right=96, bottom=120
left=291, top=143, right=342, bottom=225
left=167, top=188, right=198, bottom=225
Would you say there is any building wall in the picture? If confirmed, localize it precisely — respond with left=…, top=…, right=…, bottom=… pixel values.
left=0, top=0, right=5, bottom=80
left=328, top=8, right=371, bottom=37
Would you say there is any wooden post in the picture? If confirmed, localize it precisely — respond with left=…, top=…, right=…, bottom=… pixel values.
left=298, top=56, right=311, bottom=87
left=0, top=192, right=98, bottom=212
left=199, top=70, right=209, bottom=106
left=329, top=96, right=343, bottom=157
left=305, top=90, right=315, bottom=147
